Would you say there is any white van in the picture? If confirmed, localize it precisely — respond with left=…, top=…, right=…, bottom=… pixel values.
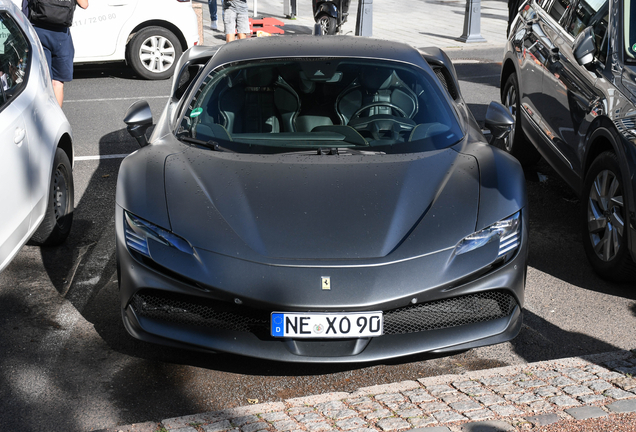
left=15, top=0, right=200, bottom=79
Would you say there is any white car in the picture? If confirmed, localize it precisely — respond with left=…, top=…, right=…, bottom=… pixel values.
left=0, top=0, right=74, bottom=273
left=71, top=0, right=200, bottom=79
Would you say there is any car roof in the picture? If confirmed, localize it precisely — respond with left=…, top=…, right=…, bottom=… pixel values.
left=0, top=0, right=19, bottom=13
left=211, top=36, right=430, bottom=69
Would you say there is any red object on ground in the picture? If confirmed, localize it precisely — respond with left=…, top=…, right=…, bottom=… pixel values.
left=249, top=17, right=285, bottom=35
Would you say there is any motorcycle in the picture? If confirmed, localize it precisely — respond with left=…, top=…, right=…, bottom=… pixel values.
left=312, top=0, right=351, bottom=35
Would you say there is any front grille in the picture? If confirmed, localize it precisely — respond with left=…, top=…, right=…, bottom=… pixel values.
left=130, top=290, right=270, bottom=333
left=383, top=291, right=517, bottom=334
left=130, top=290, right=517, bottom=335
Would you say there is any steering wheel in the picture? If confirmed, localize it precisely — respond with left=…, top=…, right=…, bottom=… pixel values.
left=348, top=114, right=416, bottom=141
left=350, top=102, right=408, bottom=121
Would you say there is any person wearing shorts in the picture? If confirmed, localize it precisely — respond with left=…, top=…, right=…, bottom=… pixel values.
left=30, top=0, right=89, bottom=107
left=223, top=0, right=249, bottom=42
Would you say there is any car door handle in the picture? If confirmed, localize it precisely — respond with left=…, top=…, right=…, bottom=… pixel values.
left=14, top=127, right=26, bottom=144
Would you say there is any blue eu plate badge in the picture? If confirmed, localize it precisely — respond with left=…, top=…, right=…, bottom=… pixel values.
left=271, top=313, right=285, bottom=336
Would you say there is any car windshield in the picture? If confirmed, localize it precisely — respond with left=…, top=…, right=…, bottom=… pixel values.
left=626, top=0, right=636, bottom=59
left=177, top=58, right=464, bottom=154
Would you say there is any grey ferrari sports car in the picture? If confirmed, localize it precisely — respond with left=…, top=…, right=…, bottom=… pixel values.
left=118, top=36, right=527, bottom=363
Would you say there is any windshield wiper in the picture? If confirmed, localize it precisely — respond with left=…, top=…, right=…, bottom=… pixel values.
left=177, top=135, right=231, bottom=152
left=280, top=148, right=385, bottom=156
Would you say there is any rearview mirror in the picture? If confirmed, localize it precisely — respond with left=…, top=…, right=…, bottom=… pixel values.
left=124, top=100, right=153, bottom=147
left=484, top=101, right=514, bottom=144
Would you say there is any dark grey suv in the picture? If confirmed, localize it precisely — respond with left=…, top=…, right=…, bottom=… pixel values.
left=501, top=0, right=636, bottom=282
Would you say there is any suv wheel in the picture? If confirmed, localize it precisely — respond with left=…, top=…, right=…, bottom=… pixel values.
left=582, top=151, right=636, bottom=281
left=127, top=26, right=182, bottom=80
left=29, top=148, right=74, bottom=246
left=500, top=73, right=541, bottom=166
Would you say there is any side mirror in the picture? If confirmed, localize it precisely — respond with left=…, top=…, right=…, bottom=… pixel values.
left=484, top=101, right=514, bottom=144
left=573, top=26, right=596, bottom=67
left=124, top=100, right=153, bottom=147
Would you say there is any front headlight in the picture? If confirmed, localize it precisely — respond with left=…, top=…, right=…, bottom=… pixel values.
left=454, top=211, right=521, bottom=263
left=124, top=211, right=194, bottom=258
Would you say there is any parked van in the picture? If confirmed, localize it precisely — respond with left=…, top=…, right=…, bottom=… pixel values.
left=14, top=0, right=200, bottom=79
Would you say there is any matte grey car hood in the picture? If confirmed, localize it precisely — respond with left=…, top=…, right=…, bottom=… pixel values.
left=164, top=147, right=480, bottom=261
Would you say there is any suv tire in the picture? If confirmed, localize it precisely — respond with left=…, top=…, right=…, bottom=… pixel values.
left=582, top=151, right=636, bottom=281
left=500, top=73, right=541, bottom=166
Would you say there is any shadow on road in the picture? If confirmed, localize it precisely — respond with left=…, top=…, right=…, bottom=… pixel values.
left=73, top=62, right=141, bottom=80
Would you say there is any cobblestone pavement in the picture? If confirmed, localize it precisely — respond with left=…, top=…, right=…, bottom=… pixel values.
left=101, top=350, right=636, bottom=432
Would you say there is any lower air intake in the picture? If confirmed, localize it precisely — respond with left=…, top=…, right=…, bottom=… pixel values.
left=129, top=290, right=518, bottom=335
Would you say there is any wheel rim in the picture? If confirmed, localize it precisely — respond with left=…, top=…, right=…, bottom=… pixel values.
left=52, top=163, right=70, bottom=227
left=587, top=169, right=625, bottom=262
left=503, top=84, right=517, bottom=152
left=318, top=16, right=331, bottom=34
left=139, top=35, right=176, bottom=74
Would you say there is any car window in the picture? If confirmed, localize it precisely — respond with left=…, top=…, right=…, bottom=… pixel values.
left=626, top=0, right=636, bottom=60
left=593, top=10, right=610, bottom=64
left=539, top=0, right=575, bottom=25
left=177, top=59, right=464, bottom=155
left=0, top=11, right=30, bottom=109
left=566, top=0, right=608, bottom=37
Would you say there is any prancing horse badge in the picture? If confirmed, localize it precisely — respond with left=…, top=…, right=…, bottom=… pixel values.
left=321, top=276, right=331, bottom=290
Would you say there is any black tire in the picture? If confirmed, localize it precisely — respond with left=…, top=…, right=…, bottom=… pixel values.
left=316, top=13, right=337, bottom=35
left=127, top=26, right=182, bottom=80
left=581, top=152, right=636, bottom=282
left=29, top=148, right=74, bottom=246
left=499, top=73, right=541, bottom=166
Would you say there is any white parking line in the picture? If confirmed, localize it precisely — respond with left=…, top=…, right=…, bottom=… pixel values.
left=75, top=154, right=131, bottom=161
left=64, top=95, right=168, bottom=103
left=458, top=74, right=501, bottom=80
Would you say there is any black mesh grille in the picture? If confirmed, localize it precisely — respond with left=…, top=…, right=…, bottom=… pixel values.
left=130, top=290, right=517, bottom=335
left=383, top=291, right=517, bottom=334
left=130, top=290, right=270, bottom=333
left=433, top=66, right=459, bottom=100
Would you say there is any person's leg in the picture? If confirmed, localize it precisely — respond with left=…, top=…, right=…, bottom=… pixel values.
left=49, top=29, right=74, bottom=107
left=208, top=0, right=217, bottom=20
left=224, top=7, right=237, bottom=42
left=208, top=0, right=218, bottom=29
left=52, top=80, right=64, bottom=107
left=236, top=10, right=250, bottom=40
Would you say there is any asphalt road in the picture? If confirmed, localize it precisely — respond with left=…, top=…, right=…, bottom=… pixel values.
left=0, top=52, right=635, bottom=432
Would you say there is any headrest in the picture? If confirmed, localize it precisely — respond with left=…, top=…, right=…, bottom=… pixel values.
left=299, top=71, right=316, bottom=93
left=361, top=68, right=394, bottom=91
left=245, top=67, right=277, bottom=87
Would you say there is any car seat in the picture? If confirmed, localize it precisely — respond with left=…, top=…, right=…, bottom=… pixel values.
left=219, top=67, right=300, bottom=133
left=335, top=67, right=418, bottom=126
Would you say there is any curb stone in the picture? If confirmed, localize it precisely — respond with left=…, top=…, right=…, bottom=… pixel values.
left=97, top=350, right=636, bottom=432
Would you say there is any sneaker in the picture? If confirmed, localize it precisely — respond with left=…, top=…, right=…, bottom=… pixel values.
left=210, top=20, right=218, bottom=30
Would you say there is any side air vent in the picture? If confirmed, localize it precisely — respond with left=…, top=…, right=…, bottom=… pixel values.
left=433, top=66, right=460, bottom=100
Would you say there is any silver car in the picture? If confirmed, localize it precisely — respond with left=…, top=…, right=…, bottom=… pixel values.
left=0, top=0, right=74, bottom=272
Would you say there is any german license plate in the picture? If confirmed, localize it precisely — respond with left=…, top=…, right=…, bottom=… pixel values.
left=271, top=312, right=383, bottom=338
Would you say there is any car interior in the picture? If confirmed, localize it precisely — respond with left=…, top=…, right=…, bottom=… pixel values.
left=179, top=59, right=462, bottom=154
